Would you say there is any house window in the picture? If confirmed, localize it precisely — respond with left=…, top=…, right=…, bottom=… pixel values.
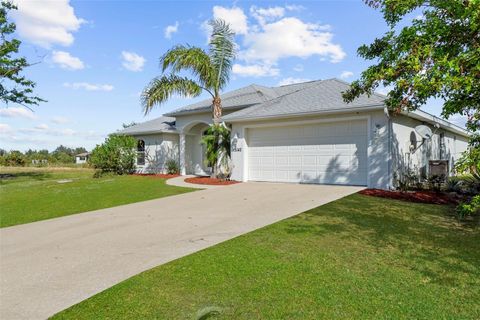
left=79, top=156, right=86, bottom=161
left=137, top=140, right=145, bottom=165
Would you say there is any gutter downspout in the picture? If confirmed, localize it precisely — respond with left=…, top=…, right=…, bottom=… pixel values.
left=384, top=107, right=393, bottom=190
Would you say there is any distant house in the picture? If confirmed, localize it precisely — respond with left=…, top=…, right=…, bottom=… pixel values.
left=31, top=159, right=48, bottom=165
left=75, top=152, right=90, bottom=164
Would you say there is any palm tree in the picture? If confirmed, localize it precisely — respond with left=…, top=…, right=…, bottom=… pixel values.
left=141, top=19, right=235, bottom=123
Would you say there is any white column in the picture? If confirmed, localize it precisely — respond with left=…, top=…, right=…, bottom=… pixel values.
left=179, top=133, right=186, bottom=175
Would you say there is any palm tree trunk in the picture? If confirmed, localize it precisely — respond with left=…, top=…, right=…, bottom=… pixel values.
left=212, top=96, right=222, bottom=124
left=210, top=95, right=222, bottom=178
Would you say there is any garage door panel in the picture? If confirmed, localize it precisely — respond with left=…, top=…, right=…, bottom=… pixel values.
left=248, top=120, right=368, bottom=186
left=303, top=155, right=316, bottom=165
left=275, top=156, right=289, bottom=165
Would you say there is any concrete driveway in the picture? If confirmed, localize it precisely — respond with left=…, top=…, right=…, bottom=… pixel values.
left=0, top=182, right=363, bottom=319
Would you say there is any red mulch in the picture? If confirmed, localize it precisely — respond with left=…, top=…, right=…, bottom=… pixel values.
left=359, top=189, right=459, bottom=205
left=184, top=176, right=240, bottom=186
left=132, top=173, right=180, bottom=179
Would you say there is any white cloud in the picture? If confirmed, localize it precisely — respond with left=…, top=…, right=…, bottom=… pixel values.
left=35, top=123, right=49, bottom=130
left=340, top=71, right=353, bottom=79
left=250, top=6, right=285, bottom=25
left=293, top=64, right=303, bottom=72
left=285, top=5, right=305, bottom=12
left=0, top=123, right=12, bottom=134
left=0, top=107, right=36, bottom=119
left=232, top=63, right=279, bottom=77
left=121, top=51, right=146, bottom=72
left=12, top=0, right=85, bottom=47
left=240, top=17, right=345, bottom=64
left=213, top=6, right=248, bottom=35
left=51, top=116, right=70, bottom=124
left=63, top=82, right=114, bottom=91
left=277, top=77, right=311, bottom=86
left=19, top=126, right=76, bottom=136
left=51, top=51, right=84, bottom=70
left=205, top=5, right=344, bottom=78
left=164, top=22, right=179, bottom=39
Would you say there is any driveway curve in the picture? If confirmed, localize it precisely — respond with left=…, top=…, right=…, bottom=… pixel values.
left=0, top=182, right=363, bottom=319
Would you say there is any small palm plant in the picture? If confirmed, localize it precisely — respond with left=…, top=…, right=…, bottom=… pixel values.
left=201, top=123, right=231, bottom=179
left=141, top=19, right=236, bottom=123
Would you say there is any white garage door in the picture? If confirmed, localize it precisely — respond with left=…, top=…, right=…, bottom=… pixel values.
left=247, top=120, right=368, bottom=186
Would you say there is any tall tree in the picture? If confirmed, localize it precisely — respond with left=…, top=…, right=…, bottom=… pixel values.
left=141, top=19, right=235, bottom=123
left=0, top=1, right=44, bottom=108
left=343, top=0, right=480, bottom=132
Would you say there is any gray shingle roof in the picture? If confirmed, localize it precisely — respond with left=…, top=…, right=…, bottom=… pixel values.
left=222, top=79, right=386, bottom=121
left=116, top=116, right=176, bottom=135
left=119, top=79, right=387, bottom=135
left=75, top=152, right=90, bottom=157
left=165, top=84, right=277, bottom=116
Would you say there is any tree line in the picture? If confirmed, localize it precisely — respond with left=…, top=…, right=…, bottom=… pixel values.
left=0, top=146, right=88, bottom=167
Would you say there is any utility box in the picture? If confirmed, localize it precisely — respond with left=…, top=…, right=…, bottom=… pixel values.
left=429, top=160, right=449, bottom=178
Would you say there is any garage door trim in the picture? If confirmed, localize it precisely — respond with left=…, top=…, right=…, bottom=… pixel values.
left=241, top=115, right=371, bottom=187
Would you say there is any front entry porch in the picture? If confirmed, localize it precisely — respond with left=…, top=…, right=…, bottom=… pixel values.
left=179, top=122, right=210, bottom=176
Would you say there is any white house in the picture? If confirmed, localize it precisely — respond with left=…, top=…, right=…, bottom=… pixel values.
left=118, top=79, right=469, bottom=189
left=75, top=152, right=90, bottom=164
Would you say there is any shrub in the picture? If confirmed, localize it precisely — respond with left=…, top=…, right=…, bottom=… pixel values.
left=165, top=158, right=179, bottom=174
left=455, top=133, right=480, bottom=175
left=456, top=195, right=480, bottom=219
left=427, top=174, right=444, bottom=192
left=89, top=135, right=137, bottom=175
left=445, top=176, right=463, bottom=193
left=394, top=169, right=421, bottom=192
left=3, top=151, right=26, bottom=166
left=446, top=174, right=480, bottom=195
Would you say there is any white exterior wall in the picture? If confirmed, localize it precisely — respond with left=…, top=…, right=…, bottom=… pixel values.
left=391, top=114, right=469, bottom=184
left=75, top=156, right=87, bottom=164
left=175, top=112, right=213, bottom=131
left=174, top=110, right=239, bottom=175
left=135, top=133, right=179, bottom=173
left=230, top=110, right=391, bottom=189
left=174, top=109, right=239, bottom=131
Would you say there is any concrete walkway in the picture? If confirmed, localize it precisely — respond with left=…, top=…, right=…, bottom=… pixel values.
left=166, top=175, right=219, bottom=189
left=0, top=182, right=363, bottom=319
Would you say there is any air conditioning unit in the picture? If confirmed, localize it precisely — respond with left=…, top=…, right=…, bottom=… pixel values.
left=429, top=160, right=449, bottom=178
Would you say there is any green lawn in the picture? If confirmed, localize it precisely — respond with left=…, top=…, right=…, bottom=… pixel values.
left=0, top=167, right=195, bottom=228
left=53, top=194, right=480, bottom=319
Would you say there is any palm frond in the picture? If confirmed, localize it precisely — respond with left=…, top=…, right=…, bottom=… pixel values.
left=160, top=45, right=214, bottom=91
left=208, top=19, right=236, bottom=92
left=201, top=123, right=231, bottom=167
left=141, top=75, right=202, bottom=114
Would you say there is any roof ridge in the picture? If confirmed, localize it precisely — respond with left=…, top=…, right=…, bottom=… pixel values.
left=330, top=78, right=387, bottom=100
left=275, top=79, right=323, bottom=88
left=230, top=80, right=327, bottom=118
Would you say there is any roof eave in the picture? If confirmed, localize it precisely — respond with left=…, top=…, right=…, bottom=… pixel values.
left=116, top=129, right=179, bottom=136
left=401, top=109, right=470, bottom=137
left=165, top=104, right=258, bottom=117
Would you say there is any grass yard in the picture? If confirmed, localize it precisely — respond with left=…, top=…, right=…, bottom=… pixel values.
left=53, top=194, right=480, bottom=319
left=0, top=167, right=195, bottom=228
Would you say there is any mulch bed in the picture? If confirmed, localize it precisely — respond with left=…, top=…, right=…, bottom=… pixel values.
left=184, top=176, right=240, bottom=186
left=359, top=189, right=459, bottom=205
left=132, top=173, right=180, bottom=179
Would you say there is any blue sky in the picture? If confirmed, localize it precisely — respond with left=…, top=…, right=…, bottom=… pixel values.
left=0, top=0, right=463, bottom=152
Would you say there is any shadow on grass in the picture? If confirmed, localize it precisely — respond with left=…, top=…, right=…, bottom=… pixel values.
left=0, top=171, right=53, bottom=181
left=284, top=194, right=480, bottom=287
